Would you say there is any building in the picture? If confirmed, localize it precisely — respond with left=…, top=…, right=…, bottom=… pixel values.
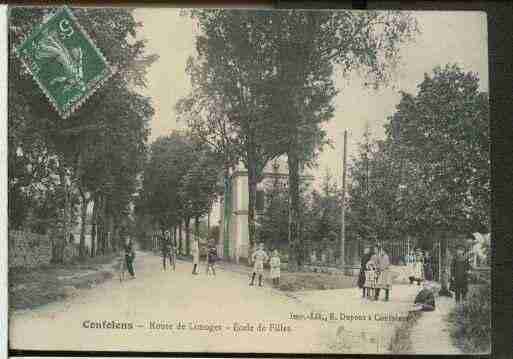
left=219, top=156, right=313, bottom=263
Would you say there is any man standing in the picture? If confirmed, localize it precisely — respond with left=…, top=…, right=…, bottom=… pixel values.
left=169, top=230, right=177, bottom=271
left=451, top=246, right=471, bottom=303
left=358, top=245, right=372, bottom=298
left=124, top=235, right=136, bottom=279
left=250, top=243, right=268, bottom=287
left=375, top=247, right=392, bottom=301
left=423, top=251, right=434, bottom=281
left=161, top=230, right=172, bottom=271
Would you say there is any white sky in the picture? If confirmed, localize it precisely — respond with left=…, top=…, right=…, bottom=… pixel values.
left=132, top=9, right=488, bottom=222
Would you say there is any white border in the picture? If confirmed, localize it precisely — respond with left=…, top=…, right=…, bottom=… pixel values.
left=1, top=6, right=8, bottom=359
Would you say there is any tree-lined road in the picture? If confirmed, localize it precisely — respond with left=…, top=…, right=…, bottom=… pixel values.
left=10, top=253, right=418, bottom=354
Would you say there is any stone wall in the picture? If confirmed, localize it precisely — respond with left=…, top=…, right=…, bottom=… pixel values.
left=8, top=230, right=53, bottom=268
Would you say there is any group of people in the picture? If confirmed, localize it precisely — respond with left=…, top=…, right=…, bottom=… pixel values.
left=190, top=237, right=218, bottom=275
left=405, top=249, right=434, bottom=285
left=154, top=230, right=218, bottom=275
left=249, top=243, right=281, bottom=287
left=358, top=245, right=393, bottom=301
left=357, top=243, right=472, bottom=309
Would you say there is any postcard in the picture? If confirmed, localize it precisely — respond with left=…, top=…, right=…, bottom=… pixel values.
left=7, top=6, right=490, bottom=355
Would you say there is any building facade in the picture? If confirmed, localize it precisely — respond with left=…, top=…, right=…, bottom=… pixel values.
left=219, top=156, right=313, bottom=263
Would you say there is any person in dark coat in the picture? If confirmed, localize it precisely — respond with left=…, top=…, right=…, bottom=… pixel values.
left=423, top=251, right=434, bottom=281
left=358, top=246, right=372, bottom=298
left=450, top=246, right=471, bottom=303
left=206, top=242, right=217, bottom=276
left=161, top=231, right=172, bottom=271
left=414, top=282, right=436, bottom=311
left=124, top=236, right=136, bottom=279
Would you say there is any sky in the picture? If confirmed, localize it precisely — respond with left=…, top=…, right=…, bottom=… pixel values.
left=132, top=9, right=488, bottom=221
left=133, top=9, right=488, bottom=182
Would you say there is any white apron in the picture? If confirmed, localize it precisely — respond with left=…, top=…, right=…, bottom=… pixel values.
left=252, top=250, right=268, bottom=274
left=413, top=261, right=423, bottom=279
left=270, top=257, right=281, bottom=279
left=377, top=269, right=393, bottom=289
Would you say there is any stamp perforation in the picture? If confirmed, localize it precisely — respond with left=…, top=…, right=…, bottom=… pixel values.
left=13, top=6, right=116, bottom=119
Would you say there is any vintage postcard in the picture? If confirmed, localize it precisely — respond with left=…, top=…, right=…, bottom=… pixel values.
left=7, top=6, right=490, bottom=355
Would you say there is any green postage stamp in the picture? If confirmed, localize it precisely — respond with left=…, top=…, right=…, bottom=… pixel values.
left=15, top=7, right=115, bottom=119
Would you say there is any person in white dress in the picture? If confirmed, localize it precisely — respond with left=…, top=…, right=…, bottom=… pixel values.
left=269, top=249, right=281, bottom=286
left=410, top=250, right=424, bottom=285
left=365, top=246, right=379, bottom=300
left=375, top=247, right=392, bottom=301
left=250, top=243, right=268, bottom=287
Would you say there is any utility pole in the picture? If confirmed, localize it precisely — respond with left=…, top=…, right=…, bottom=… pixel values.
left=340, top=130, right=348, bottom=269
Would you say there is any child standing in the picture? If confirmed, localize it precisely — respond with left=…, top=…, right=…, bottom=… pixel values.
left=250, top=243, right=268, bottom=287
left=269, top=250, right=281, bottom=286
left=411, top=249, right=424, bottom=285
left=365, top=250, right=378, bottom=300
left=206, top=242, right=217, bottom=276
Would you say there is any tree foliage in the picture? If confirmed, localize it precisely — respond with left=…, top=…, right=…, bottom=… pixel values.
left=138, top=132, right=222, bottom=249
left=9, top=7, right=156, bottom=258
left=184, top=10, right=417, bottom=266
left=348, top=64, right=490, bottom=251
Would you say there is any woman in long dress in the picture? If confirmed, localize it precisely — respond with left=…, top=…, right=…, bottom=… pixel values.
left=423, top=251, right=434, bottom=281
left=375, top=247, right=392, bottom=301
left=365, top=247, right=379, bottom=300
left=358, top=246, right=373, bottom=298
left=413, top=250, right=424, bottom=285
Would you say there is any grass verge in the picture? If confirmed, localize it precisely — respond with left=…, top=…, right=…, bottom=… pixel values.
left=446, top=283, right=491, bottom=354
left=388, top=310, right=421, bottom=353
left=268, top=272, right=356, bottom=291
left=9, top=253, right=118, bottom=311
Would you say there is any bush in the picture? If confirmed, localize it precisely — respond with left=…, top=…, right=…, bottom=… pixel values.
left=447, top=283, right=491, bottom=353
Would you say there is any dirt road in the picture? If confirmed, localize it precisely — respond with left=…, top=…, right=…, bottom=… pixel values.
left=10, top=252, right=418, bottom=354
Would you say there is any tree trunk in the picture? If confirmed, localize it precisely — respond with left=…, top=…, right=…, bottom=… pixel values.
left=98, top=194, right=106, bottom=255
left=53, top=165, right=69, bottom=263
left=106, top=212, right=113, bottom=253
left=79, top=188, right=88, bottom=258
left=287, top=135, right=301, bottom=272
left=194, top=217, right=200, bottom=259
left=178, top=221, right=183, bottom=255
left=103, top=196, right=108, bottom=254
left=439, top=235, right=452, bottom=297
left=207, top=206, right=211, bottom=239
left=91, top=195, right=98, bottom=257
left=222, top=165, right=231, bottom=260
left=247, top=148, right=258, bottom=264
left=194, top=216, right=200, bottom=240
left=112, top=218, right=119, bottom=252
left=185, top=218, right=191, bottom=256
